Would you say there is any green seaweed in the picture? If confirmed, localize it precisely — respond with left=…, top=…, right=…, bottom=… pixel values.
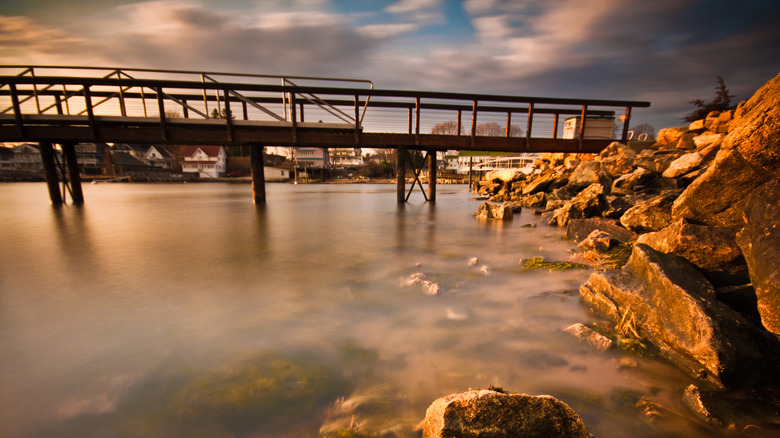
left=520, top=256, right=589, bottom=271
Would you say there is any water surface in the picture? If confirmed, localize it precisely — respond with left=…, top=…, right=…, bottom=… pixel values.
left=0, top=182, right=728, bottom=437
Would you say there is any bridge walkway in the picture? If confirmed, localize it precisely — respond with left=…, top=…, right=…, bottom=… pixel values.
left=0, top=66, right=650, bottom=204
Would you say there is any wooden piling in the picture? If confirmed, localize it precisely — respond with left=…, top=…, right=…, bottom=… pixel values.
left=62, top=142, right=84, bottom=205
left=39, top=142, right=63, bottom=205
left=250, top=144, right=266, bottom=204
left=428, top=150, right=436, bottom=202
left=397, top=146, right=406, bottom=203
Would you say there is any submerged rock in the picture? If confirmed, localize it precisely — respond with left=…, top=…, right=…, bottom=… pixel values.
left=565, top=323, right=614, bottom=351
left=423, top=389, right=590, bottom=438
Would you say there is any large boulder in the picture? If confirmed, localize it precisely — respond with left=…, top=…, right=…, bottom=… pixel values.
left=569, top=183, right=607, bottom=218
left=579, top=244, right=780, bottom=388
left=673, top=72, right=780, bottom=227
left=671, top=148, right=774, bottom=228
left=566, top=217, right=636, bottom=243
left=475, top=202, right=513, bottom=220
left=597, top=141, right=637, bottom=177
left=611, top=167, right=657, bottom=195
left=723, top=72, right=780, bottom=173
left=486, top=169, right=526, bottom=183
left=657, top=126, right=688, bottom=147
left=620, top=191, right=679, bottom=233
left=637, top=219, right=748, bottom=286
left=423, top=389, right=590, bottom=438
left=568, top=159, right=601, bottom=189
left=736, top=178, right=780, bottom=334
left=661, top=152, right=704, bottom=178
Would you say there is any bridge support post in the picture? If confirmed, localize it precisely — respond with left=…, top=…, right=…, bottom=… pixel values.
left=62, top=142, right=84, bottom=205
left=427, top=150, right=436, bottom=202
left=40, top=142, right=63, bottom=205
left=396, top=146, right=406, bottom=203
left=250, top=144, right=266, bottom=204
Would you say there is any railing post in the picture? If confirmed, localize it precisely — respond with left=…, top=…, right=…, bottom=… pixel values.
left=505, top=112, right=512, bottom=137
left=415, top=96, right=421, bottom=145
left=525, top=102, right=534, bottom=150
left=408, top=107, right=413, bottom=134
left=83, top=85, right=98, bottom=139
left=290, top=91, right=297, bottom=143
left=62, top=142, right=84, bottom=205
left=250, top=144, right=266, bottom=204
left=457, top=109, right=462, bottom=136
left=621, top=106, right=632, bottom=142
left=552, top=113, right=559, bottom=139
left=471, top=100, right=478, bottom=147
left=223, top=88, right=233, bottom=142
left=39, top=142, right=63, bottom=205
left=397, top=146, right=406, bottom=203
left=8, top=83, right=24, bottom=138
left=578, top=105, right=588, bottom=151
left=156, top=87, right=167, bottom=141
left=354, top=94, right=360, bottom=144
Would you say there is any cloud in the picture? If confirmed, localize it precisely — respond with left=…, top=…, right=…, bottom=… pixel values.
left=384, top=0, right=443, bottom=24
left=0, top=15, right=102, bottom=64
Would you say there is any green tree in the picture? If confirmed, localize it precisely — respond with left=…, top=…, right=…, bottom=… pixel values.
left=683, top=76, right=736, bottom=122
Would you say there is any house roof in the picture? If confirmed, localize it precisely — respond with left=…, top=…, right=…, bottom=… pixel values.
left=181, top=145, right=224, bottom=158
left=111, top=151, right=147, bottom=167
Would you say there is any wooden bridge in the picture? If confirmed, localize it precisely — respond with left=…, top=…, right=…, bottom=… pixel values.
left=0, top=66, right=650, bottom=204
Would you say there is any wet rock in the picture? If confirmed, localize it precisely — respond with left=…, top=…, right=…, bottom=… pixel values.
left=569, top=183, right=607, bottom=218
left=486, top=169, right=526, bottom=183
left=620, top=191, right=679, bottom=233
left=611, top=167, right=657, bottom=195
left=597, top=141, right=637, bottom=178
left=519, top=191, right=547, bottom=208
left=565, top=323, right=614, bottom=351
left=578, top=229, right=619, bottom=253
left=602, top=195, right=633, bottom=219
left=736, top=178, right=780, bottom=334
left=637, top=219, right=748, bottom=286
left=672, top=148, right=774, bottom=228
left=475, top=202, right=513, bottom=220
left=404, top=273, right=440, bottom=296
left=568, top=159, right=602, bottom=189
left=662, top=152, right=704, bottom=178
left=681, top=384, right=735, bottom=428
left=423, top=389, right=590, bottom=438
left=522, top=171, right=557, bottom=195
left=579, top=244, right=780, bottom=388
left=565, top=217, right=636, bottom=243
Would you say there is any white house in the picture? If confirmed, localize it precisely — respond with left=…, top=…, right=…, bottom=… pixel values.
left=145, top=145, right=177, bottom=170
left=181, top=145, right=226, bottom=178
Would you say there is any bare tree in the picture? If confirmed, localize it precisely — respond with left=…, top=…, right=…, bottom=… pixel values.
left=475, top=122, right=522, bottom=137
left=431, top=120, right=461, bottom=135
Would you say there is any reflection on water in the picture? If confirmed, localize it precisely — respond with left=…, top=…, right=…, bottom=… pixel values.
left=0, top=182, right=735, bottom=437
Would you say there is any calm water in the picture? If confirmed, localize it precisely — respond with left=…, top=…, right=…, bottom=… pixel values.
left=0, top=182, right=730, bottom=437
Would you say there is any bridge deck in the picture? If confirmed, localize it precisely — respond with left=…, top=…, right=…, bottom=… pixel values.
left=0, top=66, right=651, bottom=204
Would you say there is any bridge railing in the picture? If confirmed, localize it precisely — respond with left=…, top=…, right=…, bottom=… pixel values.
left=0, top=65, right=650, bottom=149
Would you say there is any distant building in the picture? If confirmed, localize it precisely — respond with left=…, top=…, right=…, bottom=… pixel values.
left=145, top=145, right=178, bottom=171
left=181, top=145, right=227, bottom=178
left=1, top=144, right=44, bottom=173
left=74, top=143, right=107, bottom=175
left=110, top=151, right=149, bottom=176
left=294, top=147, right=329, bottom=169
left=329, top=147, right=362, bottom=167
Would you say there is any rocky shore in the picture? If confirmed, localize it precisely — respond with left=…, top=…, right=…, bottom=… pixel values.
left=455, top=72, right=780, bottom=435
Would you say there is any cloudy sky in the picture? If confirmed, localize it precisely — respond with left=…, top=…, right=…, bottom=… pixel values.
left=1, top=0, right=779, bottom=130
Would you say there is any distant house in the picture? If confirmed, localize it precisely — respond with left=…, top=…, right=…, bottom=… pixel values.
left=145, top=145, right=178, bottom=171
left=329, top=147, right=362, bottom=167
left=112, top=143, right=148, bottom=160
left=74, top=143, right=107, bottom=175
left=181, top=145, right=227, bottom=178
left=2, top=144, right=44, bottom=173
left=294, top=147, right=329, bottom=169
left=110, top=151, right=149, bottom=176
